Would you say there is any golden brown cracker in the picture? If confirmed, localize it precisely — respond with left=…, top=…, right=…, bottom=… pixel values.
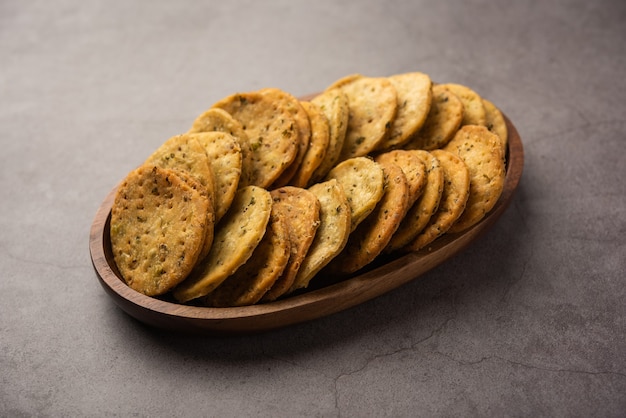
left=166, top=168, right=215, bottom=261
left=404, top=150, right=470, bottom=252
left=325, top=157, right=385, bottom=231
left=144, top=134, right=215, bottom=201
left=262, top=186, right=321, bottom=302
left=443, top=125, right=506, bottom=233
left=144, top=134, right=216, bottom=260
left=329, top=161, right=410, bottom=275
left=328, top=75, right=398, bottom=160
left=404, top=84, right=464, bottom=150
left=439, top=83, right=487, bottom=127
left=375, top=150, right=427, bottom=207
left=188, top=107, right=254, bottom=187
left=288, top=179, right=351, bottom=293
left=173, top=185, right=272, bottom=303
left=212, top=91, right=299, bottom=188
left=482, top=98, right=508, bottom=153
left=258, top=88, right=311, bottom=188
left=188, top=131, right=242, bottom=223
left=110, top=165, right=210, bottom=296
left=290, top=101, right=330, bottom=188
left=202, top=209, right=290, bottom=307
left=378, top=71, right=433, bottom=150
left=310, top=88, right=349, bottom=182
left=386, top=150, right=444, bottom=252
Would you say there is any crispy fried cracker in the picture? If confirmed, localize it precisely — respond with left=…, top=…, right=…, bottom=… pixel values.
left=290, top=101, right=330, bottom=188
left=110, top=165, right=210, bottom=296
left=202, top=208, right=290, bottom=307
left=309, top=88, right=349, bottom=182
left=173, top=185, right=272, bottom=302
left=287, top=179, right=351, bottom=293
left=188, top=107, right=254, bottom=187
left=325, top=157, right=385, bottom=231
left=439, top=83, right=486, bottom=127
left=188, top=131, right=242, bottom=223
left=212, top=91, right=298, bottom=188
left=328, top=161, right=410, bottom=274
left=404, top=84, right=464, bottom=150
left=404, top=150, right=470, bottom=252
left=386, top=150, right=443, bottom=252
left=377, top=72, right=433, bottom=150
left=261, top=186, right=321, bottom=302
left=328, top=74, right=398, bottom=160
left=444, top=125, right=505, bottom=233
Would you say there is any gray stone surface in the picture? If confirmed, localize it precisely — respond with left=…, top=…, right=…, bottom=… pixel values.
left=2, top=0, right=625, bottom=416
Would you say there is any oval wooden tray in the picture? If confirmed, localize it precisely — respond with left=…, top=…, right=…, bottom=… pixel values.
left=89, top=114, right=523, bottom=335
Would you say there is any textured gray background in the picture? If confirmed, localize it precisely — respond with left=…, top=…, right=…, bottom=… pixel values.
left=2, top=0, right=625, bottom=416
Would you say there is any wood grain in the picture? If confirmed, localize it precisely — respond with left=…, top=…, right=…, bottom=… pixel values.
left=89, top=112, right=523, bottom=335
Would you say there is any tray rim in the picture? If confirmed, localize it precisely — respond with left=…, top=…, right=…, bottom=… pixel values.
left=89, top=113, right=524, bottom=335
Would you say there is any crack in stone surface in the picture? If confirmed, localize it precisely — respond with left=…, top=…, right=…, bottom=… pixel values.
left=332, top=301, right=460, bottom=415
left=433, top=351, right=626, bottom=379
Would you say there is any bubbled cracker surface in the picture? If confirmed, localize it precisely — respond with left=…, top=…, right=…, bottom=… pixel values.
left=310, top=88, right=349, bottom=183
left=110, top=165, right=209, bottom=296
left=439, top=83, right=487, bottom=127
left=331, top=75, right=399, bottom=160
left=379, top=72, right=433, bottom=150
left=405, top=150, right=470, bottom=252
left=203, top=211, right=290, bottom=307
left=444, top=125, right=505, bottom=233
left=325, top=157, right=385, bottom=232
left=173, top=185, right=272, bottom=302
left=386, top=150, right=444, bottom=252
left=375, top=149, right=427, bottom=206
left=482, top=98, right=508, bottom=153
left=259, top=88, right=311, bottom=188
left=188, top=131, right=242, bottom=223
left=188, top=107, right=254, bottom=187
left=330, top=161, right=410, bottom=275
left=212, top=91, right=299, bottom=188
left=262, top=186, right=321, bottom=301
left=404, top=84, right=464, bottom=151
left=289, top=179, right=351, bottom=293
left=290, top=101, right=330, bottom=188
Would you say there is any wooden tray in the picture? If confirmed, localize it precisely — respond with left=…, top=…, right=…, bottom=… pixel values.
left=89, top=113, right=523, bottom=335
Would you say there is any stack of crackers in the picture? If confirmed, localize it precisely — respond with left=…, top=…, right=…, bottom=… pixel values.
left=109, top=72, right=508, bottom=307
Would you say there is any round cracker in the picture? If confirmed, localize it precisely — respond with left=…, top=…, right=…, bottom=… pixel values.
left=173, top=185, right=272, bottom=303
left=443, top=125, right=506, bottom=233
left=482, top=98, right=508, bottom=154
left=188, top=131, right=242, bottom=223
left=144, top=134, right=216, bottom=259
left=375, top=150, right=427, bottom=207
left=167, top=168, right=215, bottom=261
left=262, top=186, right=321, bottom=302
left=188, top=107, right=254, bottom=187
left=404, top=84, right=464, bottom=150
left=377, top=71, right=433, bottom=150
left=110, top=165, right=209, bottom=296
left=328, top=161, right=410, bottom=275
left=288, top=179, right=351, bottom=293
left=212, top=91, right=299, bottom=188
left=404, top=150, right=470, bottom=252
left=144, top=134, right=215, bottom=201
left=324, top=157, right=385, bottom=232
left=386, top=150, right=444, bottom=252
left=258, top=88, right=312, bottom=188
left=309, top=88, right=349, bottom=183
left=202, top=209, right=291, bottom=307
left=328, top=74, right=398, bottom=160
left=439, top=83, right=487, bottom=127
left=290, top=101, right=330, bottom=188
